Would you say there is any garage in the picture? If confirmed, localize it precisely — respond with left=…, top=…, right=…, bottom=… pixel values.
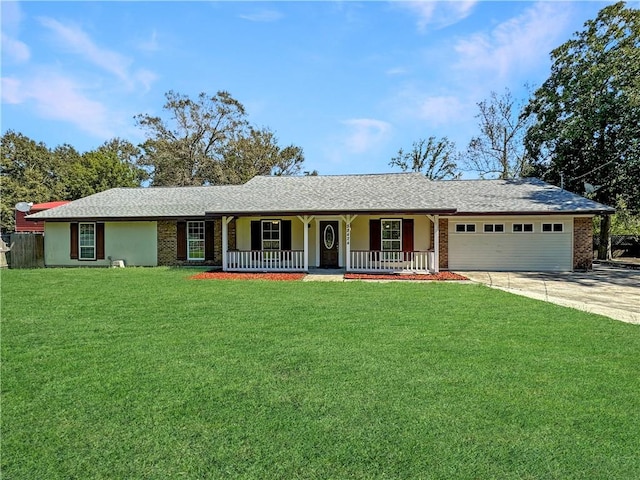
left=447, top=217, right=574, bottom=271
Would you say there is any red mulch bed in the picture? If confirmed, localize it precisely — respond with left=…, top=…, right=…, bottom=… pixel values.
left=344, top=272, right=468, bottom=281
left=190, top=271, right=306, bottom=281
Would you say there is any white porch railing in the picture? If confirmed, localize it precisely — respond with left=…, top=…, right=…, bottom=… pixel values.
left=350, top=250, right=435, bottom=273
left=226, top=250, right=305, bottom=272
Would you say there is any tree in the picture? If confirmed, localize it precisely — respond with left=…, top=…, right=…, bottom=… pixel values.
left=465, top=89, right=533, bottom=179
left=61, top=150, right=140, bottom=200
left=98, top=138, right=148, bottom=185
left=0, top=131, right=143, bottom=232
left=135, top=90, right=248, bottom=186
left=135, top=90, right=309, bottom=186
left=389, top=137, right=461, bottom=180
left=1, top=131, right=59, bottom=231
left=523, top=2, right=640, bottom=258
left=218, top=127, right=305, bottom=185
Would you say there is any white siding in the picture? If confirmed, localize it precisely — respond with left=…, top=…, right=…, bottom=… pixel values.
left=448, top=217, right=573, bottom=271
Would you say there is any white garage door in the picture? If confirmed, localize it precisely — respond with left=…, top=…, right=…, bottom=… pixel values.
left=448, top=221, right=573, bottom=271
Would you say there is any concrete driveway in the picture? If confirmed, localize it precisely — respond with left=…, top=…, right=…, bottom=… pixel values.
left=463, top=266, right=640, bottom=324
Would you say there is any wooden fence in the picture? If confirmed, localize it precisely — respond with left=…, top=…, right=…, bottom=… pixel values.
left=8, top=233, right=45, bottom=268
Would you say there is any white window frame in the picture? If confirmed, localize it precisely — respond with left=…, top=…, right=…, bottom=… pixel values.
left=483, top=223, right=505, bottom=233
left=542, top=222, right=564, bottom=233
left=79, top=222, right=96, bottom=260
left=187, top=221, right=205, bottom=260
left=455, top=223, right=476, bottom=233
left=381, top=219, right=402, bottom=252
left=512, top=223, right=534, bottom=233
left=262, top=220, right=281, bottom=251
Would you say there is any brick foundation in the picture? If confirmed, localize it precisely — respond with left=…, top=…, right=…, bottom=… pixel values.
left=573, top=217, right=593, bottom=271
left=439, top=218, right=449, bottom=270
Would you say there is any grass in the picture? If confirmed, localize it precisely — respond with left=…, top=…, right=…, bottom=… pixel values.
left=1, top=268, right=639, bottom=479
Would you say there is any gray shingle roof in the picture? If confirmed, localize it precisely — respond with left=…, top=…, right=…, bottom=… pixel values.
left=27, top=173, right=614, bottom=220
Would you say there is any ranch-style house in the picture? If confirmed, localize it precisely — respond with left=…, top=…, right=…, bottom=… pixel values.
left=27, top=173, right=614, bottom=273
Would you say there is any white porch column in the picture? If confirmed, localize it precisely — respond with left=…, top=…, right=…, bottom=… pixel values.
left=297, top=215, right=314, bottom=271
left=433, top=214, right=440, bottom=274
left=222, top=216, right=233, bottom=271
left=340, top=215, right=357, bottom=271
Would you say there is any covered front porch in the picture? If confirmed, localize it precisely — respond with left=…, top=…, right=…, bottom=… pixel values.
left=219, top=214, right=442, bottom=274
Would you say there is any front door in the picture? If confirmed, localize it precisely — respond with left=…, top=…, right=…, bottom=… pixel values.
left=320, top=221, right=339, bottom=268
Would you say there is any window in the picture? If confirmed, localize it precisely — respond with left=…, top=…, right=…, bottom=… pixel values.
left=513, top=223, right=533, bottom=233
left=455, top=223, right=476, bottom=233
left=79, top=222, right=96, bottom=260
left=542, top=223, right=564, bottom=233
left=483, top=223, right=505, bottom=233
left=381, top=219, right=402, bottom=252
left=262, top=220, right=281, bottom=250
left=187, top=221, right=205, bottom=260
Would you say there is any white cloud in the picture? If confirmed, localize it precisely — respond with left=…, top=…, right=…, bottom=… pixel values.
left=2, top=71, right=113, bottom=138
left=37, top=16, right=156, bottom=91
left=1, top=32, right=30, bottom=63
left=400, top=1, right=477, bottom=32
left=1, top=77, right=23, bottom=103
left=415, top=95, right=466, bottom=125
left=1, top=1, right=24, bottom=31
left=39, top=17, right=131, bottom=80
left=134, top=68, right=158, bottom=93
left=386, top=66, right=409, bottom=76
left=138, top=30, right=160, bottom=53
left=388, top=84, right=468, bottom=127
left=341, top=118, right=392, bottom=154
left=1, top=2, right=30, bottom=63
left=239, top=9, right=283, bottom=22
left=454, top=2, right=572, bottom=80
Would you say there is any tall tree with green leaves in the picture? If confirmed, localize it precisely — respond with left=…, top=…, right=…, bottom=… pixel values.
left=135, top=90, right=248, bottom=186
left=389, top=137, right=461, bottom=180
left=465, top=89, right=532, bottom=179
left=524, top=2, right=640, bottom=257
left=0, top=131, right=58, bottom=231
left=0, top=131, right=143, bottom=232
left=219, top=127, right=305, bottom=185
left=135, top=90, right=308, bottom=186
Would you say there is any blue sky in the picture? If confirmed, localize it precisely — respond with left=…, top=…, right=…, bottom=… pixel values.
left=1, top=1, right=616, bottom=176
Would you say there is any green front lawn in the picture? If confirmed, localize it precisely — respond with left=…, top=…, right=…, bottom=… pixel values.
left=2, top=268, right=639, bottom=479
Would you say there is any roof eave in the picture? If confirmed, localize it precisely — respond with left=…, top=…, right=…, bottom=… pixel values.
left=205, top=208, right=458, bottom=218
left=452, top=208, right=616, bottom=216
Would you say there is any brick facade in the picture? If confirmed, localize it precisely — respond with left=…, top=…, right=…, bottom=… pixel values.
left=157, top=220, right=178, bottom=266
left=156, top=219, right=235, bottom=267
left=438, top=218, right=449, bottom=270
left=573, top=217, right=593, bottom=271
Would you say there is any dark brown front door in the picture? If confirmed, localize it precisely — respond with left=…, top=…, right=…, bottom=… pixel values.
left=320, top=221, right=339, bottom=268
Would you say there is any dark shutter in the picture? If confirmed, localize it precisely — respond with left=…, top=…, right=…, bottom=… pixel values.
left=70, top=223, right=79, bottom=259
left=205, top=221, right=215, bottom=261
left=176, top=221, right=187, bottom=261
left=369, top=219, right=381, bottom=251
left=96, top=223, right=105, bottom=259
left=251, top=221, right=261, bottom=250
left=281, top=220, right=292, bottom=250
left=402, top=219, right=414, bottom=252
